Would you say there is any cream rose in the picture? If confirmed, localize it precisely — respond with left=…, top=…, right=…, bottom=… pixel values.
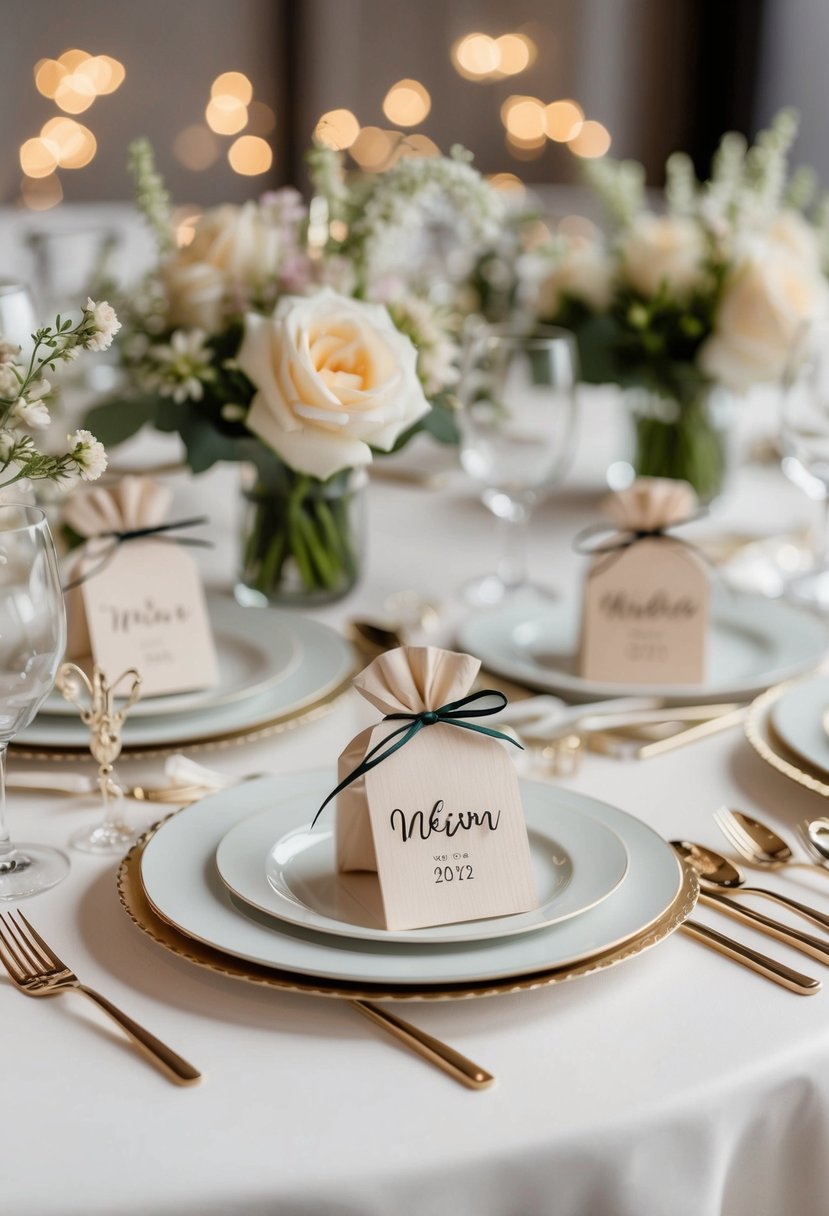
left=620, top=214, right=707, bottom=298
left=699, top=244, right=829, bottom=392
left=237, top=289, right=431, bottom=479
left=537, top=238, right=613, bottom=317
left=160, top=201, right=285, bottom=332
left=765, top=209, right=821, bottom=267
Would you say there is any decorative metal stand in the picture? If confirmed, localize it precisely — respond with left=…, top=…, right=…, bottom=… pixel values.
left=56, top=663, right=142, bottom=854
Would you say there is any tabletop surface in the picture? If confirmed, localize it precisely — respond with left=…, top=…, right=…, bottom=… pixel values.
left=5, top=389, right=829, bottom=1216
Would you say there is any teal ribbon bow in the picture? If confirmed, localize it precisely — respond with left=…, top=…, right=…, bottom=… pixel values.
left=312, top=689, right=523, bottom=827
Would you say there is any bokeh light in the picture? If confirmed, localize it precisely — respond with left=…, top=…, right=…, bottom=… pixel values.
left=452, top=33, right=500, bottom=79
left=247, top=101, right=276, bottom=136
left=210, top=71, right=253, bottom=105
left=54, top=72, right=96, bottom=114
left=172, top=206, right=203, bottom=247
left=350, top=126, right=396, bottom=171
left=545, top=100, right=584, bottom=142
left=41, top=117, right=96, bottom=169
left=57, top=48, right=89, bottom=71
left=314, top=108, right=360, bottom=150
left=34, top=59, right=67, bottom=99
left=501, top=95, right=546, bottom=141
left=174, top=124, right=220, bottom=171
left=568, top=119, right=611, bottom=158
left=21, top=173, right=64, bottom=211
left=559, top=214, right=600, bottom=240
left=77, top=54, right=125, bottom=94
left=398, top=133, right=440, bottom=158
left=20, top=138, right=59, bottom=178
left=487, top=172, right=526, bottom=198
left=495, top=33, right=535, bottom=75
left=205, top=94, right=248, bottom=135
left=228, top=134, right=273, bottom=174
left=382, top=79, right=431, bottom=127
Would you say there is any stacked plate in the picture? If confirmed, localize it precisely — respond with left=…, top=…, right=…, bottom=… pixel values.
left=118, top=770, right=699, bottom=1000
left=15, top=596, right=356, bottom=757
left=457, top=590, right=828, bottom=705
left=747, top=676, right=829, bottom=798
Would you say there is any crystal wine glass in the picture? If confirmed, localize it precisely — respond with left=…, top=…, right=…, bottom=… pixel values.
left=457, top=324, right=579, bottom=604
left=781, top=322, right=829, bottom=609
left=0, top=503, right=69, bottom=898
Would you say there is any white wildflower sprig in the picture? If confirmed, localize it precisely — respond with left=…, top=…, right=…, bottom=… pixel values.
left=128, top=137, right=174, bottom=254
left=665, top=152, right=697, bottom=216
left=388, top=294, right=460, bottom=396
left=582, top=157, right=646, bottom=227
left=306, top=144, right=351, bottom=226
left=139, top=329, right=216, bottom=403
left=0, top=301, right=116, bottom=489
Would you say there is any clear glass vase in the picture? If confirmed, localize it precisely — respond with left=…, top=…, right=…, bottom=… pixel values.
left=620, top=383, right=734, bottom=504
left=235, top=465, right=366, bottom=607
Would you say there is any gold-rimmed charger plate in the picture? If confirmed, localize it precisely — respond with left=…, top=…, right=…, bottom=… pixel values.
left=116, top=823, right=698, bottom=1002
left=746, top=680, right=829, bottom=798
left=11, top=675, right=354, bottom=762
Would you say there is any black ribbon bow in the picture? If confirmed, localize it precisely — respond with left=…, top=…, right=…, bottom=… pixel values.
left=62, top=516, right=212, bottom=592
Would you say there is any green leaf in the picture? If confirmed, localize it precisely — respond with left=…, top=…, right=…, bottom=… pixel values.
left=82, top=394, right=161, bottom=447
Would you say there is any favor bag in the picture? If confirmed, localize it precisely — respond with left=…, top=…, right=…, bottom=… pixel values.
left=331, top=645, right=537, bottom=931
left=62, top=476, right=218, bottom=698
left=579, top=478, right=709, bottom=685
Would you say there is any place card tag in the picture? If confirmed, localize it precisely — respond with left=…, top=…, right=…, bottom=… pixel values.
left=580, top=537, right=708, bottom=685
left=362, top=724, right=536, bottom=930
left=76, top=540, right=218, bottom=698
left=332, top=645, right=537, bottom=932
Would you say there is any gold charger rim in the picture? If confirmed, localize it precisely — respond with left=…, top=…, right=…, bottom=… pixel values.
left=745, top=679, right=829, bottom=799
left=10, top=673, right=355, bottom=762
left=116, top=821, right=699, bottom=1002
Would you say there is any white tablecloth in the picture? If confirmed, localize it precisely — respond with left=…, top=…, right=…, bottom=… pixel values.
left=5, top=393, right=829, bottom=1216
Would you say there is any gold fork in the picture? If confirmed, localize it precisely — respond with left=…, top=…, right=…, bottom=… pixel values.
left=714, top=806, right=829, bottom=881
left=0, top=911, right=201, bottom=1086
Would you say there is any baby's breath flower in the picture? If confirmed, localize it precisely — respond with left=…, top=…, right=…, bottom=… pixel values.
left=67, top=429, right=107, bottom=481
left=82, top=298, right=121, bottom=351
left=144, top=328, right=214, bottom=403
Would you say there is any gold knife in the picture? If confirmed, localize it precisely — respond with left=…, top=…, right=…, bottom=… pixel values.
left=351, top=1001, right=495, bottom=1089
left=698, top=891, right=829, bottom=965
left=681, top=919, right=821, bottom=993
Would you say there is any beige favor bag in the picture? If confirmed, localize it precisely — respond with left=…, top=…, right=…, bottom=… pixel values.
left=331, top=645, right=537, bottom=931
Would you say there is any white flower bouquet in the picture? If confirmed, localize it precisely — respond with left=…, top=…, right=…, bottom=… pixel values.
left=531, top=109, right=829, bottom=499
left=88, top=140, right=503, bottom=602
left=0, top=299, right=117, bottom=495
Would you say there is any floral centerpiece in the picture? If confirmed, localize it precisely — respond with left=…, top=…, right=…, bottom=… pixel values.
left=88, top=140, right=504, bottom=604
left=0, top=300, right=116, bottom=494
left=530, top=109, right=829, bottom=500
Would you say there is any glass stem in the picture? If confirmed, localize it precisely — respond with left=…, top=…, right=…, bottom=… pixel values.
left=816, top=495, right=829, bottom=568
left=0, top=744, right=8, bottom=851
left=496, top=511, right=530, bottom=591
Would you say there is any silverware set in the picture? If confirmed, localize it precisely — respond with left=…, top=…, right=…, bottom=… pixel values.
left=675, top=807, right=829, bottom=995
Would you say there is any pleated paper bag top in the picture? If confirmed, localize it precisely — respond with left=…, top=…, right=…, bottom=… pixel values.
left=334, top=645, right=537, bottom=931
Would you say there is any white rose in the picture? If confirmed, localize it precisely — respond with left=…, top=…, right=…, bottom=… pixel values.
left=699, top=244, right=829, bottom=392
left=620, top=214, right=706, bottom=298
left=237, top=289, right=431, bottom=480
left=536, top=238, right=613, bottom=317
left=160, top=201, right=285, bottom=332
left=159, top=260, right=227, bottom=332
left=765, top=209, right=821, bottom=267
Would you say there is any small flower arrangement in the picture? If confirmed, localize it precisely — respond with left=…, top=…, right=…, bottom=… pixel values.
left=0, top=300, right=117, bottom=493
left=88, top=139, right=504, bottom=601
left=529, top=109, right=829, bottom=498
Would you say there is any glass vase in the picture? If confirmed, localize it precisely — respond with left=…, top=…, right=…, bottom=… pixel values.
left=236, top=465, right=366, bottom=607
left=620, top=384, right=734, bottom=504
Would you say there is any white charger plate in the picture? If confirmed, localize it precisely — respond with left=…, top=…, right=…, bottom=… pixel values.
left=139, top=770, right=683, bottom=985
left=770, top=676, right=829, bottom=776
left=214, top=800, right=629, bottom=944
left=17, top=611, right=354, bottom=752
left=40, top=596, right=300, bottom=719
left=457, top=592, right=827, bottom=705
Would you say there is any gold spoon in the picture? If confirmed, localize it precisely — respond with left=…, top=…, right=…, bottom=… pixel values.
left=673, top=841, right=829, bottom=935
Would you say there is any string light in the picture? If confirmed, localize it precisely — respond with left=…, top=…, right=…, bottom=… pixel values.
left=545, top=100, right=584, bottom=142
left=174, top=125, right=220, bottom=171
left=210, top=71, right=253, bottom=105
left=452, top=30, right=536, bottom=80
left=568, top=120, right=611, bottom=158
left=205, top=94, right=248, bottom=135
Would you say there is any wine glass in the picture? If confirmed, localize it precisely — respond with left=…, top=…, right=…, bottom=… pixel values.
left=457, top=324, right=579, bottom=604
left=780, top=322, right=829, bottom=609
left=0, top=504, right=69, bottom=899
left=0, top=280, right=38, bottom=358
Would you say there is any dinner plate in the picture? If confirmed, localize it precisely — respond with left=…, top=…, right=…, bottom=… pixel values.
left=40, top=596, right=300, bottom=719
left=214, top=800, right=629, bottom=944
left=745, top=679, right=829, bottom=799
left=769, top=676, right=829, bottom=777
left=139, top=770, right=683, bottom=985
left=457, top=592, right=827, bottom=704
left=16, top=611, right=355, bottom=753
